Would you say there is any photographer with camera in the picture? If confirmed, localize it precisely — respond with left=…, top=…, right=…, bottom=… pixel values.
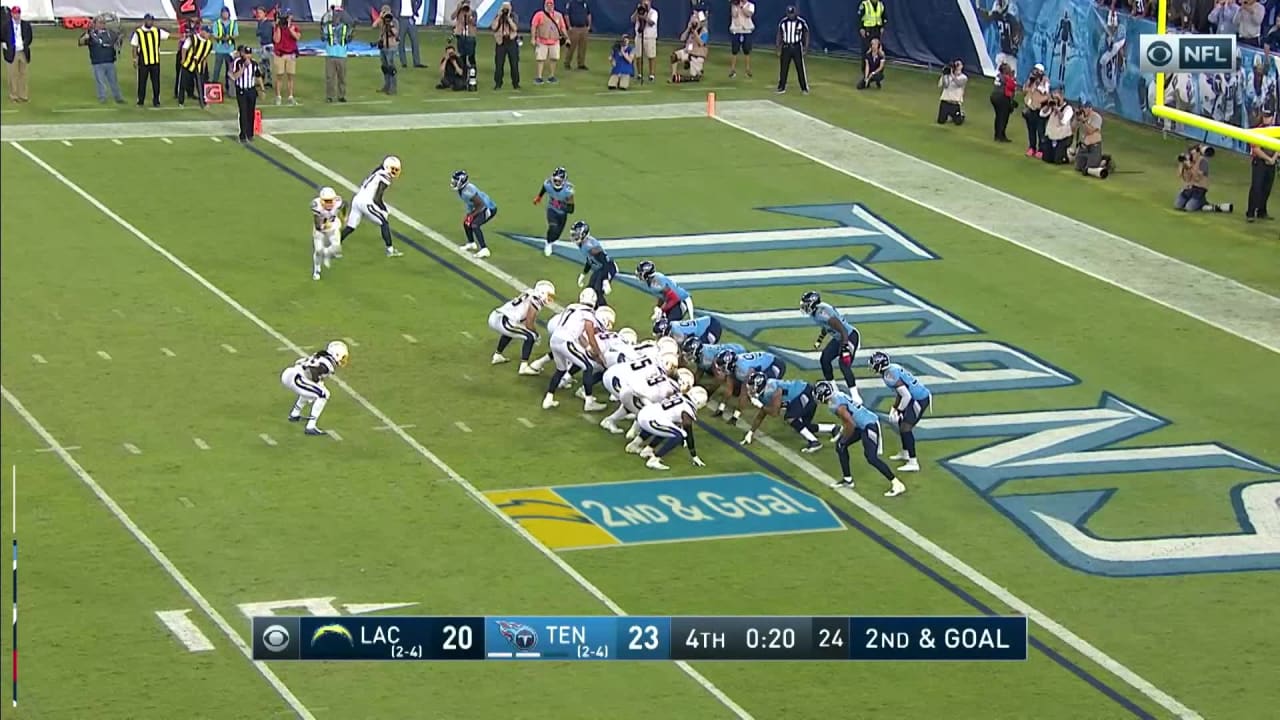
left=271, top=10, right=300, bottom=105
left=670, top=13, right=708, bottom=83
left=451, top=0, right=478, bottom=87
left=492, top=1, right=520, bottom=90
left=608, top=33, right=635, bottom=89
left=728, top=0, right=755, bottom=79
left=376, top=5, right=399, bottom=95
left=1176, top=145, right=1232, bottom=213
left=937, top=59, right=966, bottom=125
left=1072, top=102, right=1113, bottom=179
left=1022, top=62, right=1048, bottom=158
left=1038, top=88, right=1072, bottom=163
left=632, top=1, right=659, bottom=83
left=437, top=43, right=466, bottom=91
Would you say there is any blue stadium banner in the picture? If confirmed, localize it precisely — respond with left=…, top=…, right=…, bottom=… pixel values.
left=251, top=615, right=1027, bottom=660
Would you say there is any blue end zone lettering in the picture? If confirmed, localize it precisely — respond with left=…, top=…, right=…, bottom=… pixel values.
left=550, top=474, right=845, bottom=546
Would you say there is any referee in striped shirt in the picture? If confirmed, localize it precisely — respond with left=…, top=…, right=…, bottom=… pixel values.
left=231, top=45, right=263, bottom=143
left=776, top=6, right=809, bottom=94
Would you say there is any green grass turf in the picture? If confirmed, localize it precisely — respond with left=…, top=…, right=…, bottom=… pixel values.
left=2, top=26, right=1275, bottom=295
left=2, top=108, right=1277, bottom=719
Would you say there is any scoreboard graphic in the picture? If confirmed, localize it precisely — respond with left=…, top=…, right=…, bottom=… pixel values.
left=251, top=615, right=1028, bottom=662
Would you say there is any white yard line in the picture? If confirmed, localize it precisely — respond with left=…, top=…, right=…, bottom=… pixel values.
left=2, top=385, right=315, bottom=720
left=7, top=140, right=753, bottom=720
left=714, top=102, right=1280, bottom=355
left=261, top=129, right=1202, bottom=720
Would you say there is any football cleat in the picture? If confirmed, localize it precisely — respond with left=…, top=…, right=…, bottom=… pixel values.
left=830, top=477, right=854, bottom=488
left=543, top=243, right=554, bottom=257
left=491, top=353, right=509, bottom=365
left=889, top=450, right=910, bottom=461
left=645, top=456, right=669, bottom=471
left=518, top=362, right=540, bottom=376
left=313, top=271, right=321, bottom=280
left=600, top=419, right=624, bottom=434
left=541, top=393, right=559, bottom=409
left=584, top=397, right=607, bottom=412
left=624, top=436, right=645, bottom=454
left=386, top=247, right=404, bottom=257
left=885, top=479, right=907, bottom=497
left=898, top=459, right=920, bottom=473
left=801, top=440, right=823, bottom=454
left=304, top=427, right=327, bottom=436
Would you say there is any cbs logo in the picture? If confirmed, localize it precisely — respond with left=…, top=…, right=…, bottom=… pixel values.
left=261, top=624, right=292, bottom=653
left=1145, top=40, right=1174, bottom=69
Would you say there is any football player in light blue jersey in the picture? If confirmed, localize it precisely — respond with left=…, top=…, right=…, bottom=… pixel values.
left=653, top=315, right=722, bottom=344
left=711, top=349, right=787, bottom=425
left=742, top=373, right=828, bottom=453
left=635, top=260, right=694, bottom=322
left=532, top=166, right=575, bottom=256
left=814, top=381, right=906, bottom=497
left=683, top=337, right=745, bottom=382
left=800, top=290, right=861, bottom=388
left=571, top=221, right=619, bottom=307
left=452, top=170, right=499, bottom=258
left=871, top=351, right=931, bottom=472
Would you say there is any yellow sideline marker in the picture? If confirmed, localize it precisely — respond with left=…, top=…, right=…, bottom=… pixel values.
left=1154, top=0, right=1280, bottom=150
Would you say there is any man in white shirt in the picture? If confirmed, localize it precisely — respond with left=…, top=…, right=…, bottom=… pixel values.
left=632, top=0, right=658, bottom=82
left=1039, top=88, right=1073, bottom=163
left=728, top=0, right=755, bottom=79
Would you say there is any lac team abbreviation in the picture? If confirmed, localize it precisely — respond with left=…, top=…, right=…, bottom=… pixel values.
left=252, top=616, right=1028, bottom=661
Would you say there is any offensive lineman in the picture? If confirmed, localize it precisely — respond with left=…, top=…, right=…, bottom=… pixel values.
left=280, top=340, right=350, bottom=436
left=310, top=186, right=344, bottom=280
left=340, top=156, right=405, bottom=257
left=489, top=280, right=556, bottom=375
left=625, top=387, right=710, bottom=470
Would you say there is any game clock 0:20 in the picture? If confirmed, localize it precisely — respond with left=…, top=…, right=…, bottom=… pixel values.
left=746, top=626, right=796, bottom=650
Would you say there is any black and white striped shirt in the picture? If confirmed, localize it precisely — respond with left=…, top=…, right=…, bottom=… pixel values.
left=233, top=57, right=260, bottom=91
left=778, top=16, right=807, bottom=45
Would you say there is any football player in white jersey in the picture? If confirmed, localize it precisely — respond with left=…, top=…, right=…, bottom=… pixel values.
left=600, top=336, right=674, bottom=411
left=625, top=387, right=709, bottom=470
left=528, top=287, right=598, bottom=379
left=489, top=280, right=555, bottom=375
left=541, top=302, right=614, bottom=411
left=280, top=340, right=349, bottom=435
left=311, top=187, right=344, bottom=280
left=339, top=156, right=405, bottom=258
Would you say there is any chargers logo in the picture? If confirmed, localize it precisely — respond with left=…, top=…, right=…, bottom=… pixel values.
left=495, top=620, right=538, bottom=651
left=310, top=623, right=355, bottom=647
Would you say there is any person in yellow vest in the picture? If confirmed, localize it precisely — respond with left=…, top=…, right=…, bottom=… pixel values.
left=211, top=8, right=238, bottom=91
left=130, top=14, right=169, bottom=107
left=177, top=24, right=213, bottom=108
left=857, top=0, right=885, bottom=74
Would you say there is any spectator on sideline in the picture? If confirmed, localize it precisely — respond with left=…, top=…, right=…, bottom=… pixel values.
left=1239, top=0, right=1265, bottom=45
left=1247, top=110, right=1276, bottom=220
left=1040, top=88, right=1073, bottom=163
left=564, top=0, right=592, bottom=71
left=608, top=33, right=635, bottom=89
left=79, top=15, right=124, bottom=104
left=1209, top=0, right=1240, bottom=36
left=728, top=0, right=755, bottom=79
left=130, top=14, right=168, bottom=107
left=2, top=5, right=33, bottom=103
left=231, top=44, right=263, bottom=143
left=857, top=37, right=884, bottom=89
left=376, top=5, right=399, bottom=95
left=254, top=6, right=274, bottom=88
left=177, top=23, right=213, bottom=108
left=990, top=62, right=1016, bottom=142
left=857, top=0, right=885, bottom=73
left=632, top=1, right=658, bottom=82
left=1265, top=15, right=1280, bottom=51
left=272, top=10, right=301, bottom=105
left=452, top=1, right=478, bottom=76
left=322, top=10, right=350, bottom=102
left=937, top=59, right=966, bottom=125
left=399, top=0, right=424, bottom=68
left=1022, top=62, right=1049, bottom=157
left=437, top=43, right=466, bottom=90
left=531, top=0, right=567, bottom=84
left=211, top=7, right=237, bottom=90
left=492, top=2, right=520, bottom=89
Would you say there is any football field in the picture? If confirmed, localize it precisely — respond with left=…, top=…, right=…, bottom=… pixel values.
left=2, top=91, right=1279, bottom=719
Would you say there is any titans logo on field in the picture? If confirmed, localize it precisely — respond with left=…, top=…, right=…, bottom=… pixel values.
left=496, top=620, right=539, bottom=651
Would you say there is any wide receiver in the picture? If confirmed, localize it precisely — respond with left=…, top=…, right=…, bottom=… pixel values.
left=311, top=187, right=344, bottom=280
left=489, top=280, right=556, bottom=375
left=280, top=340, right=349, bottom=436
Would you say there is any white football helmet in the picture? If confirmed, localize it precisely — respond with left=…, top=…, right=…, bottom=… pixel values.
left=325, top=340, right=350, bottom=367
left=659, top=352, right=679, bottom=374
left=675, top=368, right=695, bottom=393
left=656, top=337, right=680, bottom=357
left=382, top=156, right=402, bottom=178
left=578, top=287, right=598, bottom=306
left=618, top=327, right=638, bottom=345
left=687, top=386, right=709, bottom=410
left=318, top=186, right=338, bottom=209
left=595, top=306, right=617, bottom=330
left=534, top=280, right=556, bottom=302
